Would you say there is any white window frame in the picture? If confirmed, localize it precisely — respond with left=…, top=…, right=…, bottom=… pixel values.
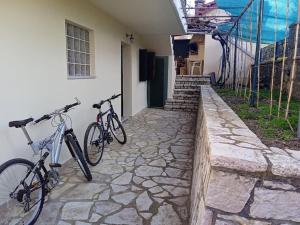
left=65, top=20, right=95, bottom=79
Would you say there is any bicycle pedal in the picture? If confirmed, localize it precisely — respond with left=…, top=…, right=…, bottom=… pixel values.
left=49, top=163, right=62, bottom=168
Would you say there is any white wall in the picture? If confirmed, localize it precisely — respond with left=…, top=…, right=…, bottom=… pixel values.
left=130, top=44, right=148, bottom=115
left=168, top=37, right=177, bottom=99
left=141, top=35, right=176, bottom=100
left=168, top=55, right=176, bottom=99
left=203, top=34, right=223, bottom=75
left=141, top=35, right=172, bottom=56
left=0, top=0, right=147, bottom=164
left=204, top=34, right=258, bottom=86
left=226, top=38, right=255, bottom=86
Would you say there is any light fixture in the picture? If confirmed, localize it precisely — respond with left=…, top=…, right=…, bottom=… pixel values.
left=126, top=33, right=134, bottom=43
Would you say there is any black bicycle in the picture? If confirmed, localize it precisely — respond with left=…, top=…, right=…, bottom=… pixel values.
left=0, top=99, right=92, bottom=225
left=84, top=94, right=127, bottom=166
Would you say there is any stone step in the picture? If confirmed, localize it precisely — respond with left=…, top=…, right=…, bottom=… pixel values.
left=175, top=79, right=210, bottom=85
left=173, top=94, right=200, bottom=101
left=165, top=99, right=199, bottom=105
left=164, top=104, right=198, bottom=112
left=174, top=89, right=201, bottom=96
left=164, top=104, right=198, bottom=111
left=176, top=75, right=211, bottom=82
left=176, top=75, right=210, bottom=79
left=174, top=84, right=202, bottom=90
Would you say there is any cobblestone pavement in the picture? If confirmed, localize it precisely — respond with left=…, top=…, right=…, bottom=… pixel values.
left=36, top=109, right=196, bottom=225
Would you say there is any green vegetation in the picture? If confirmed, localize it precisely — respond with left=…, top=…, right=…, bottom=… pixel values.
left=216, top=88, right=300, bottom=141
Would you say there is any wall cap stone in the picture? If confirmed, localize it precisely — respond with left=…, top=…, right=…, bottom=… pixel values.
left=201, top=86, right=268, bottom=174
left=201, top=85, right=300, bottom=179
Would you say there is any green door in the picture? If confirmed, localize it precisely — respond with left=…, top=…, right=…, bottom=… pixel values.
left=148, top=57, right=168, bottom=108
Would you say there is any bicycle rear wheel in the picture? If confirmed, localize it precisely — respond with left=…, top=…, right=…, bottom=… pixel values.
left=108, top=114, right=127, bottom=144
left=0, top=158, right=45, bottom=225
left=84, top=122, right=105, bottom=166
left=65, top=134, right=92, bottom=181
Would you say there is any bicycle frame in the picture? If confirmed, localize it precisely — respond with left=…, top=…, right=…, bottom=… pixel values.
left=21, top=119, right=68, bottom=166
left=97, top=100, right=117, bottom=133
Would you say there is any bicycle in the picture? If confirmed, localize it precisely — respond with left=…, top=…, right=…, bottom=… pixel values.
left=84, top=94, right=127, bottom=166
left=0, top=98, right=92, bottom=225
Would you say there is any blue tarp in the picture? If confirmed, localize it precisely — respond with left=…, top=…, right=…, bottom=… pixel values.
left=215, top=0, right=298, bottom=43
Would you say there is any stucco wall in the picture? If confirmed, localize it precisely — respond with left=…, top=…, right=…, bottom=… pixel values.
left=203, top=35, right=223, bottom=75
left=0, top=0, right=147, bottom=164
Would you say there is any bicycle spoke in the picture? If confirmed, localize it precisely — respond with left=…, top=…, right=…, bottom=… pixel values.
left=0, top=161, right=44, bottom=225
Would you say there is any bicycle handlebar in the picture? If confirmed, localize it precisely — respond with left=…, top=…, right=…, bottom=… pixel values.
left=111, top=93, right=122, bottom=100
left=92, top=94, right=121, bottom=109
left=35, top=114, right=52, bottom=124
left=103, top=93, right=121, bottom=102
left=64, top=98, right=81, bottom=112
left=35, top=98, right=81, bottom=124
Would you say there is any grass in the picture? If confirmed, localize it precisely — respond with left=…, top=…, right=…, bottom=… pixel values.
left=215, top=87, right=300, bottom=141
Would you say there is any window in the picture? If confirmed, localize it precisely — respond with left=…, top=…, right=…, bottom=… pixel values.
left=66, top=21, right=93, bottom=78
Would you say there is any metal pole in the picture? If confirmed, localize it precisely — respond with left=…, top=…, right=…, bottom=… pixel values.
left=227, top=39, right=254, bottom=59
left=297, top=0, right=300, bottom=138
left=250, top=0, right=264, bottom=107
left=233, top=25, right=238, bottom=90
left=226, top=0, right=255, bottom=37
left=298, top=109, right=300, bottom=138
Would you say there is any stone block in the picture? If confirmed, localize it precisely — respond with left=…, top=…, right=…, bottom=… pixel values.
left=266, top=153, right=300, bottom=178
left=206, top=170, right=256, bottom=213
left=210, top=143, right=268, bottom=173
left=250, top=188, right=300, bottom=222
left=217, top=214, right=271, bottom=225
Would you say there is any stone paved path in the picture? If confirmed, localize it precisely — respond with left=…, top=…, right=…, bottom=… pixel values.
left=36, top=109, right=195, bottom=225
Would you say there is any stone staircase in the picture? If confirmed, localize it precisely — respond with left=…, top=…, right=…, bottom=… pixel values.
left=164, top=75, right=211, bottom=112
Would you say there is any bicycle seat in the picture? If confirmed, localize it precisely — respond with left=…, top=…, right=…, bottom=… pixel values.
left=92, top=100, right=105, bottom=109
left=93, top=104, right=101, bottom=109
left=9, top=118, right=34, bottom=128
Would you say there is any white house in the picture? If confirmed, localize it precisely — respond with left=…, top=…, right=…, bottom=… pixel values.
left=0, top=0, right=187, bottom=164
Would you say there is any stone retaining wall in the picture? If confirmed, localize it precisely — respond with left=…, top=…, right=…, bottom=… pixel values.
left=190, top=85, right=300, bottom=225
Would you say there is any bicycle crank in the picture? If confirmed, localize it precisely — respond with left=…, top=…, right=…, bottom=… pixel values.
left=107, top=133, right=113, bottom=144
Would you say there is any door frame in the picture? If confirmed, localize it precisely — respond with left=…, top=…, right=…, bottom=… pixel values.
left=121, top=42, right=132, bottom=119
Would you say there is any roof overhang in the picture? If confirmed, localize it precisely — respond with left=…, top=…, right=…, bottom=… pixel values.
left=89, top=0, right=187, bottom=35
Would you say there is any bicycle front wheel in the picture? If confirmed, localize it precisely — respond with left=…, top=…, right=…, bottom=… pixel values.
left=108, top=114, right=127, bottom=144
left=84, top=122, right=105, bottom=166
left=65, top=134, right=92, bottom=181
left=0, top=158, right=45, bottom=225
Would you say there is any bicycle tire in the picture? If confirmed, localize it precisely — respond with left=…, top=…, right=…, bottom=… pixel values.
left=108, top=114, right=127, bottom=144
left=84, top=122, right=105, bottom=166
left=65, top=134, right=92, bottom=181
left=0, top=158, right=45, bottom=225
